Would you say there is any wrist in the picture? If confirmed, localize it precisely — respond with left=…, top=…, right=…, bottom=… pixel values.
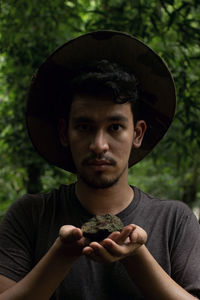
left=52, top=237, right=80, bottom=264
left=121, top=244, right=147, bottom=265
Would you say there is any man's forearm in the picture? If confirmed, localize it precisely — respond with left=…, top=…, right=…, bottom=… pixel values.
left=121, top=245, right=198, bottom=300
left=0, top=238, right=76, bottom=300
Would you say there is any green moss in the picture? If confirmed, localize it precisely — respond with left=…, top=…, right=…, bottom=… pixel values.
left=81, top=214, right=124, bottom=242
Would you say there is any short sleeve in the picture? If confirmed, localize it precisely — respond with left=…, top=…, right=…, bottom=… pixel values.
left=0, top=195, right=37, bottom=282
left=170, top=207, right=200, bottom=298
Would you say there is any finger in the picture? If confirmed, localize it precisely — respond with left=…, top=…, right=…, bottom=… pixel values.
left=120, top=225, right=136, bottom=239
left=130, top=227, right=147, bottom=244
left=59, top=226, right=83, bottom=242
left=85, top=242, right=116, bottom=263
left=82, top=246, right=94, bottom=256
left=82, top=245, right=102, bottom=262
left=101, top=238, right=127, bottom=257
left=130, top=230, right=139, bottom=243
left=113, top=225, right=136, bottom=245
left=107, top=231, right=121, bottom=241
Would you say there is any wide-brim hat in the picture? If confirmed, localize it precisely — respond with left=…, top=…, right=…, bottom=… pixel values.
left=26, top=30, right=176, bottom=173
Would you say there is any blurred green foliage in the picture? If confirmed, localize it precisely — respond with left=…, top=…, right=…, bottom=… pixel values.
left=0, top=0, right=200, bottom=218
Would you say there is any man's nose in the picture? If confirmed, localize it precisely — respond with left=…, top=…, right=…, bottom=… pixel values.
left=89, top=130, right=109, bottom=154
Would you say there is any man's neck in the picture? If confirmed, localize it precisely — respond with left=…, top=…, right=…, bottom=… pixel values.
left=75, top=178, right=134, bottom=216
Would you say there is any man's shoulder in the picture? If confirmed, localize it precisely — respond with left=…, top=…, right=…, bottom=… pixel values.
left=5, top=184, right=75, bottom=216
left=135, top=187, right=194, bottom=218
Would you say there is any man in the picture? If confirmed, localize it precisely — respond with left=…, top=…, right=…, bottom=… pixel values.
left=0, top=31, right=199, bottom=299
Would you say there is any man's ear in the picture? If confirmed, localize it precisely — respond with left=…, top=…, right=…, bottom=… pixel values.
left=133, top=120, right=147, bottom=149
left=58, top=118, right=68, bottom=147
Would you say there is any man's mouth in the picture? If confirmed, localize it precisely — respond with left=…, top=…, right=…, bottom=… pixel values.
left=82, top=155, right=116, bottom=167
left=86, top=161, right=113, bottom=171
left=87, top=160, right=111, bottom=166
left=82, top=155, right=116, bottom=171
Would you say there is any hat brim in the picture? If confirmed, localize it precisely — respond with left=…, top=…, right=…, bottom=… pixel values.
left=26, top=30, right=176, bottom=173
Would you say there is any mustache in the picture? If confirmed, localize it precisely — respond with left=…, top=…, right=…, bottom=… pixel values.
left=82, top=154, right=116, bottom=166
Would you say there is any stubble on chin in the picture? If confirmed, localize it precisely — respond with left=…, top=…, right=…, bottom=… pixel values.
left=79, top=166, right=127, bottom=189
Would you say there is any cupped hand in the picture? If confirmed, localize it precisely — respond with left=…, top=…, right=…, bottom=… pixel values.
left=58, top=225, right=87, bottom=258
left=82, top=224, right=147, bottom=263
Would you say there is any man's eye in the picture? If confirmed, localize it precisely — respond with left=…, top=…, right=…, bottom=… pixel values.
left=110, top=124, right=122, bottom=132
left=76, top=124, right=91, bottom=132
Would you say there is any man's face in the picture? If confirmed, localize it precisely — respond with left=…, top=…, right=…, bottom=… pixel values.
left=61, top=94, right=145, bottom=189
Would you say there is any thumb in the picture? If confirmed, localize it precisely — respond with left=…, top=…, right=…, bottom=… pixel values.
left=59, top=225, right=83, bottom=242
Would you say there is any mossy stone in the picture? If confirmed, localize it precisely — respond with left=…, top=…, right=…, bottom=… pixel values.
left=81, top=214, right=124, bottom=242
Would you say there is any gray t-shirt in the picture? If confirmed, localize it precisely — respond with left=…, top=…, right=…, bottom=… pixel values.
left=0, top=184, right=199, bottom=299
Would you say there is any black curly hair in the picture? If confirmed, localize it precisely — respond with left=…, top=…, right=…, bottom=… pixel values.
left=60, top=60, right=141, bottom=124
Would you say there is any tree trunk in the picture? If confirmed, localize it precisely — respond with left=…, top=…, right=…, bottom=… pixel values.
left=26, top=164, right=42, bottom=194
left=181, top=183, right=197, bottom=207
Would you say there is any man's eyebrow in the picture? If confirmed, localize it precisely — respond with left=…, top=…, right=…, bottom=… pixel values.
left=72, top=116, right=95, bottom=123
left=71, top=115, right=129, bottom=123
left=107, top=115, right=129, bottom=123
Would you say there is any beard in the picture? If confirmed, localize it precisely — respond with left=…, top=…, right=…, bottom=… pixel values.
left=79, top=166, right=127, bottom=189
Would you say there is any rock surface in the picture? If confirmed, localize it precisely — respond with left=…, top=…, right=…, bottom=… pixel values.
left=81, top=214, right=124, bottom=242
